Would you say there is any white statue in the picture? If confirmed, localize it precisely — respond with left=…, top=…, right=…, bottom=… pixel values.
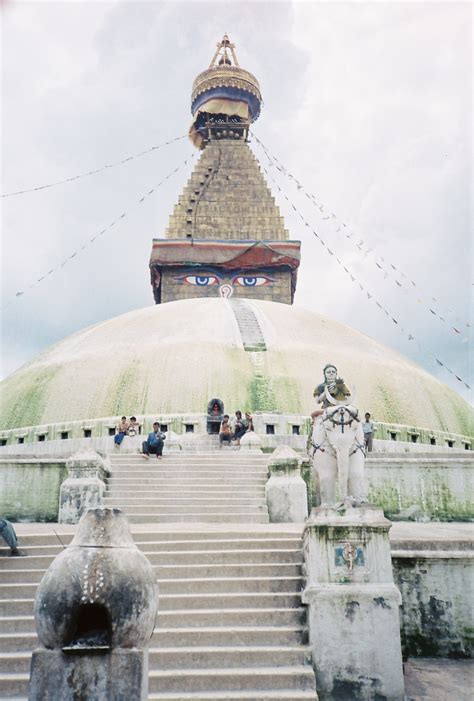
left=310, top=364, right=367, bottom=507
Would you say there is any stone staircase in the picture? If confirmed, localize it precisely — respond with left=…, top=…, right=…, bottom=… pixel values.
left=0, top=526, right=317, bottom=700
left=104, top=451, right=270, bottom=523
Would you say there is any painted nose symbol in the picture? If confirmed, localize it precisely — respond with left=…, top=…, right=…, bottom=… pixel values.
left=219, top=284, right=233, bottom=299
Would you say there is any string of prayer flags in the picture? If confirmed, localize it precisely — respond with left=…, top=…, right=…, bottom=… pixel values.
left=251, top=131, right=470, bottom=337
left=1, top=153, right=195, bottom=311
left=2, top=134, right=188, bottom=198
left=259, top=160, right=470, bottom=391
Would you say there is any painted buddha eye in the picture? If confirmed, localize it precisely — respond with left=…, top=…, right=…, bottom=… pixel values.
left=182, top=275, right=219, bottom=286
left=234, top=276, right=273, bottom=287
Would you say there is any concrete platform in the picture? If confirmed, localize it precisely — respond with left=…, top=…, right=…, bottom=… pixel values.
left=404, top=657, right=473, bottom=700
left=9, top=519, right=474, bottom=542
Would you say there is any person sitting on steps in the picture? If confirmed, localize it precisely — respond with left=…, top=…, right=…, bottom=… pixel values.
left=142, top=422, right=166, bottom=459
left=0, top=518, right=23, bottom=556
left=114, top=416, right=129, bottom=447
left=233, top=411, right=253, bottom=445
left=128, top=416, right=141, bottom=437
left=219, top=415, right=233, bottom=446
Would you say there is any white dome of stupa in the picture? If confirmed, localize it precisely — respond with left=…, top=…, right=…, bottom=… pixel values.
left=1, top=297, right=472, bottom=436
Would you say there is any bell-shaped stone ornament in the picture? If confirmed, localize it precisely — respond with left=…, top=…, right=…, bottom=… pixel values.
left=34, top=507, right=158, bottom=651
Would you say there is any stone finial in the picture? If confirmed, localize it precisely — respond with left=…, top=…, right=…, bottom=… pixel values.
left=267, top=445, right=301, bottom=473
left=30, top=508, right=158, bottom=700
left=240, top=431, right=263, bottom=452
left=34, top=508, right=158, bottom=650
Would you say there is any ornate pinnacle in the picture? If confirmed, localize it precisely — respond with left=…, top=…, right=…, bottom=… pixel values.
left=208, top=34, right=240, bottom=68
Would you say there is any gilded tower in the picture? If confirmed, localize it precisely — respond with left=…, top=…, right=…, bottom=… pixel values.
left=149, top=35, right=301, bottom=305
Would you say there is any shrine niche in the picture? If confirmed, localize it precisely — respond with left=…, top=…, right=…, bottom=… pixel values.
left=207, top=398, right=224, bottom=434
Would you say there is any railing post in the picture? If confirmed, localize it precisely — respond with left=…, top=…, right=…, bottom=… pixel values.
left=265, top=446, right=308, bottom=522
left=58, top=451, right=110, bottom=524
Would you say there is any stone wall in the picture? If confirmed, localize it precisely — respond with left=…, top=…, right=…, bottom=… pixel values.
left=301, top=453, right=473, bottom=521
left=392, top=551, right=473, bottom=657
left=0, top=458, right=67, bottom=521
left=159, top=267, right=293, bottom=304
left=366, top=454, right=473, bottom=521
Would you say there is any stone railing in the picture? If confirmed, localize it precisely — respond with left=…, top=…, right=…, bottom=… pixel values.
left=0, top=414, right=471, bottom=454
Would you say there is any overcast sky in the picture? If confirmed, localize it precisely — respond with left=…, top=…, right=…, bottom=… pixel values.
left=1, top=1, right=472, bottom=402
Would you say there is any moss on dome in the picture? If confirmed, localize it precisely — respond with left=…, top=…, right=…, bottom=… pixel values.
left=0, top=298, right=472, bottom=436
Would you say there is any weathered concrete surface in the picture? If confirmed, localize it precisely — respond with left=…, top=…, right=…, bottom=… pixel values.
left=0, top=457, right=67, bottom=522
left=366, top=453, right=473, bottom=521
left=29, top=648, right=148, bottom=701
left=303, top=506, right=404, bottom=700
left=403, top=657, right=474, bottom=700
left=265, top=446, right=308, bottom=522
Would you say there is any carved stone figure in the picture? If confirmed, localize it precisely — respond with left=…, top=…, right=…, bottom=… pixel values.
left=310, top=365, right=367, bottom=506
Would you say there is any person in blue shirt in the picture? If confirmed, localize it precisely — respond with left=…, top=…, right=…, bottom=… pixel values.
left=142, top=422, right=166, bottom=459
left=0, top=518, right=22, bottom=556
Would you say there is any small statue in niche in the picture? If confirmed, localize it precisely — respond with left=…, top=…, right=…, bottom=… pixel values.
left=310, top=364, right=367, bottom=507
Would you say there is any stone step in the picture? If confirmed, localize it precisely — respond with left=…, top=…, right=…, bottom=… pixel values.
left=0, top=617, right=33, bottom=635
left=13, top=532, right=300, bottom=547
left=0, top=608, right=307, bottom=636
left=150, top=645, right=312, bottom=669
left=107, top=488, right=265, bottom=497
left=0, top=576, right=301, bottom=597
left=0, top=562, right=300, bottom=584
left=148, top=667, right=317, bottom=693
left=0, top=592, right=303, bottom=616
left=0, top=646, right=312, bottom=674
left=114, top=500, right=267, bottom=521
left=0, top=653, right=30, bottom=674
left=106, top=478, right=267, bottom=486
left=107, top=469, right=268, bottom=478
left=148, top=693, right=318, bottom=700
left=125, top=513, right=270, bottom=524
left=15, top=523, right=301, bottom=548
left=103, top=497, right=267, bottom=506
left=0, top=634, right=36, bottom=653
left=0, top=679, right=315, bottom=698
left=0, top=672, right=28, bottom=698
left=7, top=536, right=301, bottom=555
left=0, top=549, right=302, bottom=569
left=111, top=504, right=268, bottom=515
left=0, top=625, right=306, bottom=653
left=111, top=456, right=266, bottom=463
left=109, top=459, right=268, bottom=465
left=152, top=626, right=305, bottom=647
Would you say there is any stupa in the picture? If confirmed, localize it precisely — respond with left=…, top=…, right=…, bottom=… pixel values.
left=0, top=36, right=472, bottom=447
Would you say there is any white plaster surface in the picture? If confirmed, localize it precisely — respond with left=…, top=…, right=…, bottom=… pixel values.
left=1, top=298, right=471, bottom=433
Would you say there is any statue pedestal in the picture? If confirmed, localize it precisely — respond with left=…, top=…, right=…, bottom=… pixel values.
left=302, top=505, right=404, bottom=701
left=29, top=648, right=148, bottom=701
